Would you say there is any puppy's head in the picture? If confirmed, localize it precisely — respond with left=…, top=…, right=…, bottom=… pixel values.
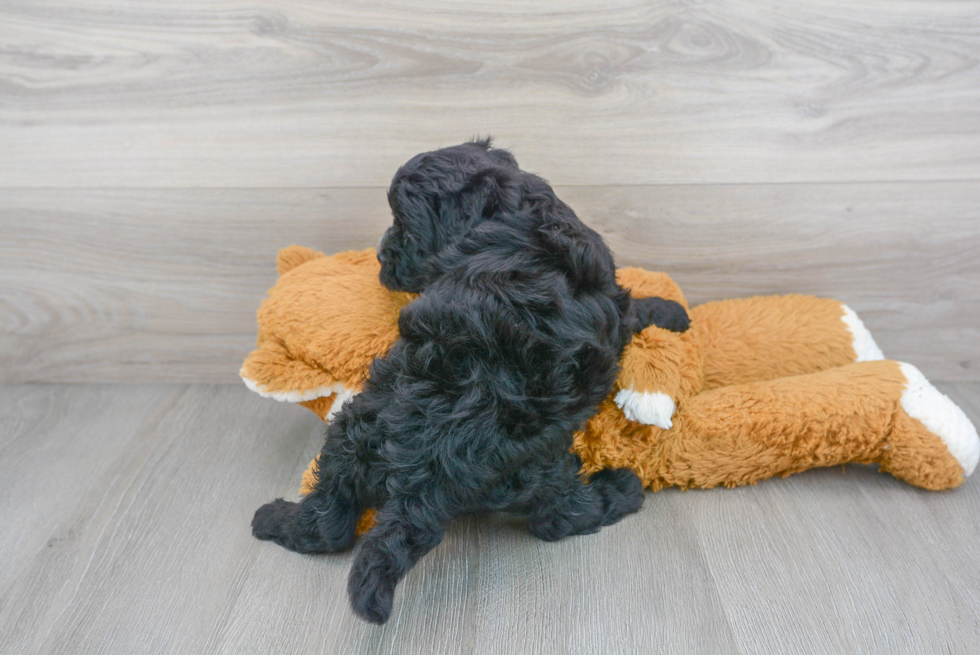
left=378, top=138, right=520, bottom=292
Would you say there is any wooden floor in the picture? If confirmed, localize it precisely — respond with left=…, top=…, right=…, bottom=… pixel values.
left=2, top=382, right=979, bottom=654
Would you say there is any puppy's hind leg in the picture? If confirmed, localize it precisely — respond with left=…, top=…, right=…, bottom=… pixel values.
left=526, top=453, right=645, bottom=542
left=347, top=493, right=450, bottom=624
left=252, top=424, right=364, bottom=554
left=251, top=486, right=359, bottom=554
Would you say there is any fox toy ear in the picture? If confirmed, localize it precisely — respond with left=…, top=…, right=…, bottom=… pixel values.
left=277, top=245, right=326, bottom=276
left=240, top=339, right=344, bottom=403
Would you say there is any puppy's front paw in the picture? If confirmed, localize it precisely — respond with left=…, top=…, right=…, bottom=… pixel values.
left=348, top=545, right=397, bottom=624
left=528, top=509, right=601, bottom=541
left=252, top=498, right=296, bottom=541
left=589, top=468, right=645, bottom=526
left=632, top=296, right=690, bottom=333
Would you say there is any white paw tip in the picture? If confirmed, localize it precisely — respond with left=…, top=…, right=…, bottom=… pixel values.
left=841, top=305, right=885, bottom=362
left=899, top=362, right=980, bottom=477
left=614, top=388, right=675, bottom=429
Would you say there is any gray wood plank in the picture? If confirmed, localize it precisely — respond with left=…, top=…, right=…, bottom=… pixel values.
left=684, top=468, right=971, bottom=653
left=684, top=381, right=980, bottom=654
left=0, top=384, right=327, bottom=653
left=2, top=383, right=979, bottom=653
left=2, top=0, right=979, bottom=187
left=217, top=497, right=739, bottom=655
left=3, top=182, right=979, bottom=384
left=0, top=187, right=391, bottom=384
left=0, top=384, right=181, bottom=594
left=0, top=384, right=735, bottom=654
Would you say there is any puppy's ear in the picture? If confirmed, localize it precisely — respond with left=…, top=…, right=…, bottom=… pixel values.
left=390, top=177, right=453, bottom=271
left=389, top=166, right=514, bottom=240
left=538, top=214, right=617, bottom=290
left=388, top=177, right=437, bottom=232
left=457, top=168, right=510, bottom=225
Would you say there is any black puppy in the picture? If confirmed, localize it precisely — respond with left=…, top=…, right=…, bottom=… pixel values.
left=252, top=140, right=688, bottom=624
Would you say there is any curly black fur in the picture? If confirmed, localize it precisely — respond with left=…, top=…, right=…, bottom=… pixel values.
left=252, top=139, right=679, bottom=624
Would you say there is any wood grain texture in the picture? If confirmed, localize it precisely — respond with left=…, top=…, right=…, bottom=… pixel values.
left=684, top=380, right=980, bottom=653
left=0, top=384, right=181, bottom=595
left=2, top=0, right=980, bottom=187
left=0, top=384, right=326, bottom=654
left=1, top=382, right=979, bottom=653
left=3, top=182, right=978, bottom=384
left=3, top=2, right=978, bottom=650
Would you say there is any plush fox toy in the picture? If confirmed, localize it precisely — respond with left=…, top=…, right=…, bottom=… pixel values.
left=242, top=246, right=979, bottom=533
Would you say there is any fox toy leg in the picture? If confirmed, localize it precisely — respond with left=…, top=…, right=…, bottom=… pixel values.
left=880, top=362, right=979, bottom=489
left=692, top=295, right=884, bottom=390
left=658, top=360, right=978, bottom=491
left=614, top=295, right=884, bottom=430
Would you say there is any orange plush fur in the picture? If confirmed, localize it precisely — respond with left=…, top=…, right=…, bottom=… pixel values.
left=243, top=247, right=979, bottom=534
